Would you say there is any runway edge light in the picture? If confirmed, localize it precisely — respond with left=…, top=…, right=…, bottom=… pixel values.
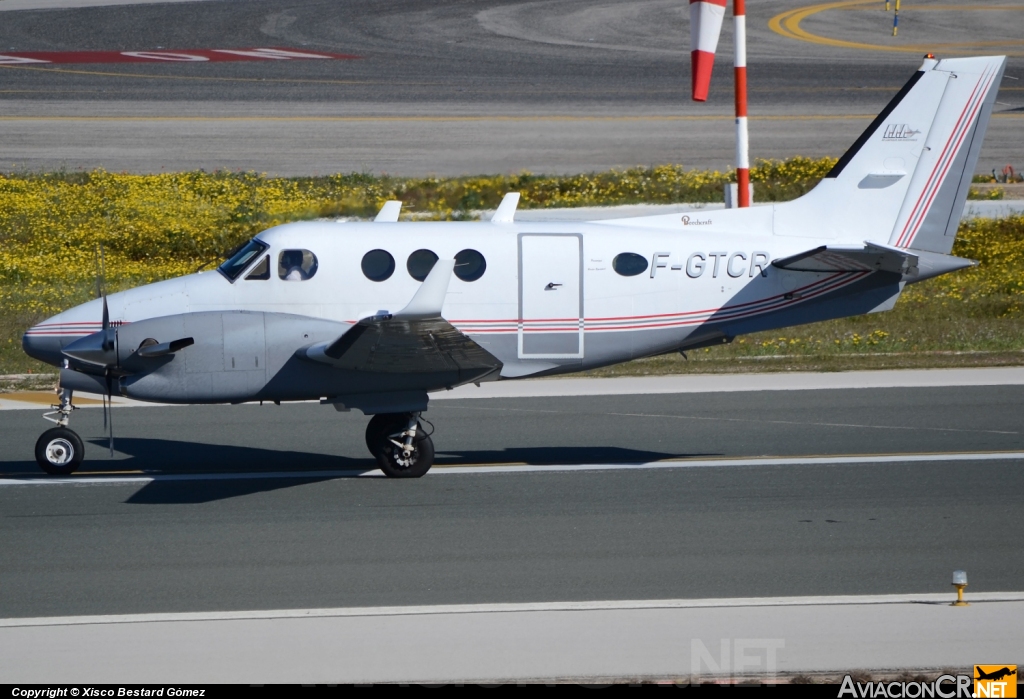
left=952, top=570, right=969, bottom=606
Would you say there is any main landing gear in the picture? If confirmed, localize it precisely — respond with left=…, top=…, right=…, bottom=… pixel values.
left=33, top=393, right=436, bottom=479
left=35, top=388, right=84, bottom=476
left=365, top=412, right=435, bottom=478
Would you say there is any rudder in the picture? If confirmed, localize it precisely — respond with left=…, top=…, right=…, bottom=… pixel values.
left=888, top=56, right=1005, bottom=253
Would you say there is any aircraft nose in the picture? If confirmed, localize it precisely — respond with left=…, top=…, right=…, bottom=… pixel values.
left=22, top=319, right=67, bottom=366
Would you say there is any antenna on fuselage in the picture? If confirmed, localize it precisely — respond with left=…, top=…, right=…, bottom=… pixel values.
left=374, top=201, right=403, bottom=222
left=491, top=192, right=520, bottom=223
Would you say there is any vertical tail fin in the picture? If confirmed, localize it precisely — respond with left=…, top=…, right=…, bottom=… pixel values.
left=774, top=55, right=1005, bottom=253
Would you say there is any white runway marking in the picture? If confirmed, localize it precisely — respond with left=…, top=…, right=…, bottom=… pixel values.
left=4, top=592, right=1023, bottom=628
left=2, top=450, right=1022, bottom=487
left=447, top=403, right=1019, bottom=435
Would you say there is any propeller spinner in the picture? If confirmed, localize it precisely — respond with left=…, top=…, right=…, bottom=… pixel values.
left=61, top=296, right=118, bottom=368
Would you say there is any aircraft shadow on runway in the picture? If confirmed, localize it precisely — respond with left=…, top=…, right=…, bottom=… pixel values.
left=433, top=445, right=712, bottom=467
left=1, top=439, right=711, bottom=504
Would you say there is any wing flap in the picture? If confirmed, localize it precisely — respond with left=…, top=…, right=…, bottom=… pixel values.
left=303, top=259, right=502, bottom=382
left=316, top=316, right=501, bottom=376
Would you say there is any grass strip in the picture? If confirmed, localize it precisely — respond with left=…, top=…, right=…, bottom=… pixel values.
left=2, top=158, right=1022, bottom=380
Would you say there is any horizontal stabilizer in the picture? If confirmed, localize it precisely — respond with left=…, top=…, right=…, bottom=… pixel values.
left=772, top=243, right=974, bottom=282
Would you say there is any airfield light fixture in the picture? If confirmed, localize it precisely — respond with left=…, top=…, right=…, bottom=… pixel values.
left=951, top=570, right=968, bottom=606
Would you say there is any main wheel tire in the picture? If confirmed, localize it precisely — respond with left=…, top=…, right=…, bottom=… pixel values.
left=369, top=415, right=434, bottom=478
left=364, top=413, right=395, bottom=456
left=35, top=427, right=84, bottom=476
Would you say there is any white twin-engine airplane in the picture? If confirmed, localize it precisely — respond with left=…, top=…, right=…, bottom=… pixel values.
left=23, top=55, right=1006, bottom=477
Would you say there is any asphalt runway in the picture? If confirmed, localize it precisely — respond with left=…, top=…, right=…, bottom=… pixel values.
left=1, top=0, right=1021, bottom=175
left=1, top=384, right=1022, bottom=620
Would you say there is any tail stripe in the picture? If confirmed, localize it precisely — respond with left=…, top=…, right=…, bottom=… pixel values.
left=901, top=67, right=997, bottom=248
left=895, top=70, right=985, bottom=247
left=895, top=66, right=996, bottom=248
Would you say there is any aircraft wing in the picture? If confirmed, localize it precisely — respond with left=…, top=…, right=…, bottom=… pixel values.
left=302, top=260, right=502, bottom=381
left=772, top=242, right=975, bottom=281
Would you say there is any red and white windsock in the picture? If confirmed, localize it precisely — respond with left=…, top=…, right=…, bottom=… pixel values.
left=690, top=0, right=727, bottom=102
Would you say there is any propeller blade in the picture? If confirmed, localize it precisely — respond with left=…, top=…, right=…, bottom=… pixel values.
left=62, top=297, right=117, bottom=366
left=100, top=296, right=116, bottom=353
left=95, top=244, right=107, bottom=299
left=105, top=370, right=114, bottom=458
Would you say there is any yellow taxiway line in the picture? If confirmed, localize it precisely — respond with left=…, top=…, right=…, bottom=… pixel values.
left=769, top=0, right=1024, bottom=56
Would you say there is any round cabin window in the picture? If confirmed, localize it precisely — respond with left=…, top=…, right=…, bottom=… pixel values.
left=612, top=253, right=648, bottom=277
left=407, top=249, right=439, bottom=282
left=454, top=249, right=486, bottom=282
left=361, top=249, right=395, bottom=282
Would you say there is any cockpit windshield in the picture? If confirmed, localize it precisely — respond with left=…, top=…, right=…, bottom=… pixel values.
left=217, top=239, right=269, bottom=282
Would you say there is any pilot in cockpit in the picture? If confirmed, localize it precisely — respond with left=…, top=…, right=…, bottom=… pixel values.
left=280, top=250, right=308, bottom=281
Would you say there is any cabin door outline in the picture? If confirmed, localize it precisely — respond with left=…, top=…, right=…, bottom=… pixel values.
left=517, top=233, right=584, bottom=359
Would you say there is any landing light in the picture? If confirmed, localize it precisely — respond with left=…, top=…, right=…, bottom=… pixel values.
left=951, top=570, right=968, bottom=606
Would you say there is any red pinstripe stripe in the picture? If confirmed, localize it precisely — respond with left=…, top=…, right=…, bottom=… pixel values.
left=895, top=73, right=985, bottom=247
left=458, top=272, right=869, bottom=334
left=901, top=69, right=996, bottom=248
left=895, top=69, right=990, bottom=247
left=448, top=273, right=849, bottom=327
left=626, top=272, right=867, bottom=329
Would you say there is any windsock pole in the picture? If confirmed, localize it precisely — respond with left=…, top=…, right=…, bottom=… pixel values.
left=734, top=0, right=750, bottom=207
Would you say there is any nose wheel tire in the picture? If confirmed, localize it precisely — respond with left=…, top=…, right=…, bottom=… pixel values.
left=35, top=427, right=84, bottom=476
left=366, top=413, right=435, bottom=478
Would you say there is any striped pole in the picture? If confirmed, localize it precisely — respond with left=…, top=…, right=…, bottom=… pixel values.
left=892, top=0, right=900, bottom=36
left=734, top=0, right=750, bottom=207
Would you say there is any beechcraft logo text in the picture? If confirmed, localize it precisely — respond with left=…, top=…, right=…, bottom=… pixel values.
left=883, top=124, right=921, bottom=140
left=975, top=665, right=1017, bottom=698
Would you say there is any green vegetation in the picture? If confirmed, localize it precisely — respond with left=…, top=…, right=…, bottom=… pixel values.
left=2, top=158, right=1022, bottom=384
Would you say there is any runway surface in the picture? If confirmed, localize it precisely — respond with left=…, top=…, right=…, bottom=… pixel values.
left=1, top=0, right=1021, bottom=175
left=1, top=380, right=1022, bottom=621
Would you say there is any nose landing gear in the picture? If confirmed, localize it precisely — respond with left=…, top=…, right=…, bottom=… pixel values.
left=365, top=412, right=435, bottom=478
left=35, top=388, right=84, bottom=476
